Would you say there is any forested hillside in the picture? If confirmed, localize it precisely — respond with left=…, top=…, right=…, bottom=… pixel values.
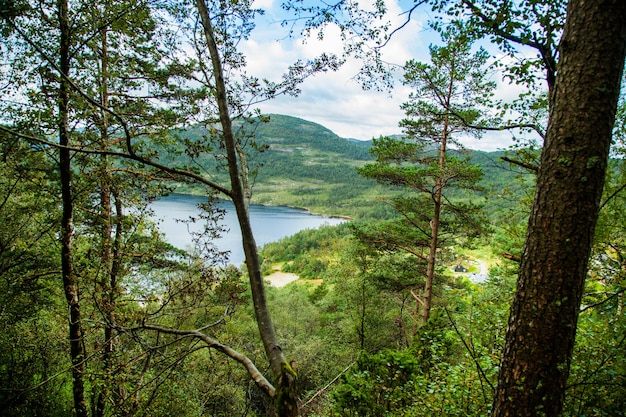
left=173, top=114, right=524, bottom=219
left=1, top=0, right=624, bottom=416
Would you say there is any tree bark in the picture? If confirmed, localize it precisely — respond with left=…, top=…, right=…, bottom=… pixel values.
left=492, top=1, right=626, bottom=416
left=421, top=67, right=453, bottom=325
left=58, top=0, right=89, bottom=415
left=194, top=1, right=298, bottom=415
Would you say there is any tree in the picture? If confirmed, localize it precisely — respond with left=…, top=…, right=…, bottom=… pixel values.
left=192, top=0, right=299, bottom=413
left=488, top=1, right=626, bottom=415
left=3, top=0, right=204, bottom=414
left=57, top=1, right=88, bottom=413
left=0, top=137, right=69, bottom=415
left=356, top=25, right=489, bottom=325
left=286, top=0, right=625, bottom=413
left=2, top=0, right=341, bottom=414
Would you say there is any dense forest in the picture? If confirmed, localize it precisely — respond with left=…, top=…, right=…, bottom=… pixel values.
left=1, top=0, right=625, bottom=416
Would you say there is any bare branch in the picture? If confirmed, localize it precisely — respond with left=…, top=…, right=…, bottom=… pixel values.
left=500, top=156, right=539, bottom=172
left=579, top=287, right=626, bottom=313
left=409, top=289, right=425, bottom=307
left=0, top=124, right=233, bottom=196
left=140, top=322, right=276, bottom=397
left=600, top=182, right=626, bottom=211
left=302, top=361, right=356, bottom=409
left=376, top=1, right=427, bottom=49
left=445, top=106, right=547, bottom=140
left=444, top=307, right=495, bottom=396
left=502, top=252, right=521, bottom=262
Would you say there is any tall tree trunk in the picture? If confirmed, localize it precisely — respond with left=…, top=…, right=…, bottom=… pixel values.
left=422, top=153, right=442, bottom=325
left=422, top=72, right=452, bottom=325
left=94, top=171, right=112, bottom=417
left=492, top=1, right=626, bottom=416
left=194, top=1, right=298, bottom=415
left=94, top=27, right=108, bottom=417
left=58, top=0, right=89, bottom=415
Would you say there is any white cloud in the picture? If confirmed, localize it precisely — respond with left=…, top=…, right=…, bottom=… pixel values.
left=241, top=0, right=517, bottom=151
left=251, top=0, right=276, bottom=12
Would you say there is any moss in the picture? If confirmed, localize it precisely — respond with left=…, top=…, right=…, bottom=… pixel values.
left=275, top=361, right=298, bottom=417
left=557, top=157, right=573, bottom=167
left=586, top=156, right=601, bottom=169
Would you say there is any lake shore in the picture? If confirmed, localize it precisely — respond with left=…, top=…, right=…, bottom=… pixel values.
left=170, top=190, right=352, bottom=220
left=151, top=193, right=346, bottom=266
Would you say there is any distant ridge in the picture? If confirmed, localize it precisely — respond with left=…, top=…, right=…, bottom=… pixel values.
left=172, top=113, right=522, bottom=218
left=345, top=137, right=373, bottom=146
left=255, top=114, right=371, bottom=160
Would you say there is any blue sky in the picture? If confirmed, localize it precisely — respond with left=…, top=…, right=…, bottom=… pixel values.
left=241, top=0, right=528, bottom=151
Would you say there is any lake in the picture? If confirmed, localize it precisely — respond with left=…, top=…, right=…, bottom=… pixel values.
left=150, top=194, right=346, bottom=265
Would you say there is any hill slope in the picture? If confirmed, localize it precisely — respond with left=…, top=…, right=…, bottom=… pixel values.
left=253, top=114, right=371, bottom=159
left=247, top=115, right=381, bottom=215
left=172, top=114, right=522, bottom=218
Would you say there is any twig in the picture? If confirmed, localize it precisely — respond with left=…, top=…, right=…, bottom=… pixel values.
left=301, top=361, right=356, bottom=409
left=140, top=322, right=276, bottom=397
left=580, top=287, right=626, bottom=313
left=444, top=307, right=495, bottom=395
left=599, top=182, right=626, bottom=211
left=376, top=1, right=427, bottom=49
left=502, top=252, right=521, bottom=262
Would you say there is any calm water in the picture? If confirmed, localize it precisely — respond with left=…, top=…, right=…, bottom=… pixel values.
left=150, top=194, right=346, bottom=265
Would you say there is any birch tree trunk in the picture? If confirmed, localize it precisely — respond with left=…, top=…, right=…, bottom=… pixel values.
left=194, top=0, right=298, bottom=415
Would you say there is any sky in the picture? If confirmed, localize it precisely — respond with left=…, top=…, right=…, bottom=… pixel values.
left=239, top=0, right=527, bottom=152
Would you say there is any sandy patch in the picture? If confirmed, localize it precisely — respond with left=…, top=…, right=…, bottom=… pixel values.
left=265, top=271, right=299, bottom=288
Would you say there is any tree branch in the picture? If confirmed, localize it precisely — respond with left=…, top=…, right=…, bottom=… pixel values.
left=502, top=252, right=521, bottom=262
left=444, top=307, right=495, bottom=396
left=2, top=18, right=235, bottom=196
left=140, top=322, right=276, bottom=397
left=500, top=156, right=539, bottom=172
left=445, top=105, right=547, bottom=141
left=600, top=182, right=626, bottom=211
left=302, top=361, right=356, bottom=409
left=0, top=124, right=233, bottom=196
left=376, top=1, right=427, bottom=49
left=460, top=0, right=557, bottom=89
left=409, top=289, right=425, bottom=307
left=579, top=287, right=626, bottom=313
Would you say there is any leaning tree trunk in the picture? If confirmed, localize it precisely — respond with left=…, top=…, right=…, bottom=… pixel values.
left=194, top=1, right=298, bottom=415
left=492, top=1, right=626, bottom=416
left=58, top=0, right=89, bottom=415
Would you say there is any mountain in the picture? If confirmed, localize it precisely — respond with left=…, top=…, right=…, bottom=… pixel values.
left=251, top=115, right=391, bottom=217
left=171, top=114, right=380, bottom=217
left=252, top=114, right=372, bottom=159
left=172, top=114, right=524, bottom=218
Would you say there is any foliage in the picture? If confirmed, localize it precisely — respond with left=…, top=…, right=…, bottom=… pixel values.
left=262, top=223, right=353, bottom=278
left=331, top=312, right=476, bottom=417
left=566, top=306, right=626, bottom=417
left=431, top=0, right=565, bottom=89
left=169, top=114, right=380, bottom=217
left=567, top=147, right=626, bottom=416
left=352, top=26, right=491, bottom=325
left=0, top=0, right=625, bottom=415
left=0, top=137, right=70, bottom=415
left=172, top=114, right=532, bottom=221
left=332, top=349, right=423, bottom=417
